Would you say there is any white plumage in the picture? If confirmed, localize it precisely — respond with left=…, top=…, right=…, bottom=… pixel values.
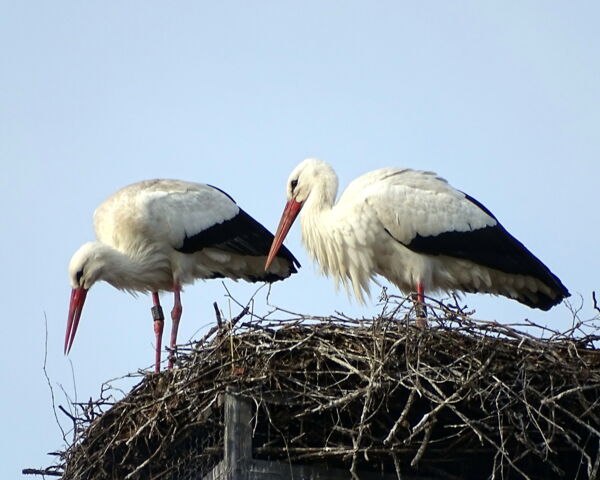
left=266, top=158, right=569, bottom=311
left=67, top=179, right=299, bottom=371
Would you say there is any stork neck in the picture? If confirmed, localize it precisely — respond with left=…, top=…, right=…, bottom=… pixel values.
left=95, top=243, right=170, bottom=292
left=299, top=203, right=337, bottom=275
left=299, top=183, right=335, bottom=245
left=303, top=172, right=338, bottom=213
left=298, top=170, right=338, bottom=258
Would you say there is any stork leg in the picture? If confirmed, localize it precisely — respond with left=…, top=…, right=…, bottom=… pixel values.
left=415, top=282, right=428, bottom=328
left=168, top=284, right=183, bottom=370
left=151, top=292, right=165, bottom=372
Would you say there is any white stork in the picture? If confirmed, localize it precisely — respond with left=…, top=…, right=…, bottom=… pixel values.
left=265, top=158, right=569, bottom=313
left=66, top=179, right=300, bottom=372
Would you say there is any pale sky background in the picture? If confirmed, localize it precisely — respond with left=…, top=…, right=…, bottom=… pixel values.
left=2, top=2, right=599, bottom=477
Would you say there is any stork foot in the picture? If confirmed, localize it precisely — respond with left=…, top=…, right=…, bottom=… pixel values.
left=168, top=285, right=183, bottom=370
left=415, top=316, right=428, bottom=329
left=413, top=282, right=428, bottom=328
left=412, top=296, right=428, bottom=328
left=167, top=312, right=181, bottom=370
left=151, top=292, right=165, bottom=372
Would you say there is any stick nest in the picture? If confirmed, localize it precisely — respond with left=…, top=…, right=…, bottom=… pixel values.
left=36, top=296, right=600, bottom=479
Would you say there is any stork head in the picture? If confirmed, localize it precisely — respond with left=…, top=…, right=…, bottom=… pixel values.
left=65, top=242, right=105, bottom=354
left=284, top=158, right=338, bottom=204
left=265, top=158, right=338, bottom=270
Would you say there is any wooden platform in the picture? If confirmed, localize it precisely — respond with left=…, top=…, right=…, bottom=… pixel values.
left=203, top=390, right=433, bottom=480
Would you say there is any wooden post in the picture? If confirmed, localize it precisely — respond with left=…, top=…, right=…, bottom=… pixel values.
left=223, top=389, right=252, bottom=480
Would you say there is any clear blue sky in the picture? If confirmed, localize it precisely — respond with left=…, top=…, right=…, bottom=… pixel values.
left=2, top=2, right=599, bottom=476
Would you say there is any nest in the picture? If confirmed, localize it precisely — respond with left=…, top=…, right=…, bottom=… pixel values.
left=30, top=295, right=600, bottom=479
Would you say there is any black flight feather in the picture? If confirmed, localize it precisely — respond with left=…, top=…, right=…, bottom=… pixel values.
left=391, top=194, right=569, bottom=310
left=176, top=208, right=300, bottom=280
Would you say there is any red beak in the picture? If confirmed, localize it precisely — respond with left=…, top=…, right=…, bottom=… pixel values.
left=64, top=287, right=88, bottom=354
left=265, top=199, right=303, bottom=271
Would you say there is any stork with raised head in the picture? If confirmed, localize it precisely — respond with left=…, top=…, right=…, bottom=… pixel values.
left=265, top=158, right=569, bottom=314
left=67, top=179, right=300, bottom=372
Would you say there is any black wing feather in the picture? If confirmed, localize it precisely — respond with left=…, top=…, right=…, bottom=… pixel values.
left=176, top=208, right=300, bottom=274
left=397, top=195, right=569, bottom=308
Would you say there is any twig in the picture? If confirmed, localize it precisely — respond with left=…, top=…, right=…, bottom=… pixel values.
left=22, top=468, right=62, bottom=477
left=42, top=312, right=67, bottom=442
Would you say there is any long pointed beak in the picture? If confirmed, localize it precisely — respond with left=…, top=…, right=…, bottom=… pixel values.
left=265, top=198, right=303, bottom=271
left=65, top=287, right=88, bottom=354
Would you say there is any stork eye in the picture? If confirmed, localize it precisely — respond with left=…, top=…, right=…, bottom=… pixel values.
left=290, top=179, right=298, bottom=191
left=76, top=269, right=84, bottom=285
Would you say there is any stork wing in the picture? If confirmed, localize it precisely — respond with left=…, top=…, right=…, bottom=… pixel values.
left=145, top=183, right=299, bottom=267
left=344, top=169, right=496, bottom=243
left=178, top=200, right=299, bottom=267
left=355, top=169, right=559, bottom=279
left=124, top=180, right=297, bottom=268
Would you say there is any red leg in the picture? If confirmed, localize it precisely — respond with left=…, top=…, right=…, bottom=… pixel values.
left=415, top=282, right=428, bottom=328
left=416, top=282, right=425, bottom=305
left=151, top=292, right=164, bottom=372
left=168, top=284, right=183, bottom=370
